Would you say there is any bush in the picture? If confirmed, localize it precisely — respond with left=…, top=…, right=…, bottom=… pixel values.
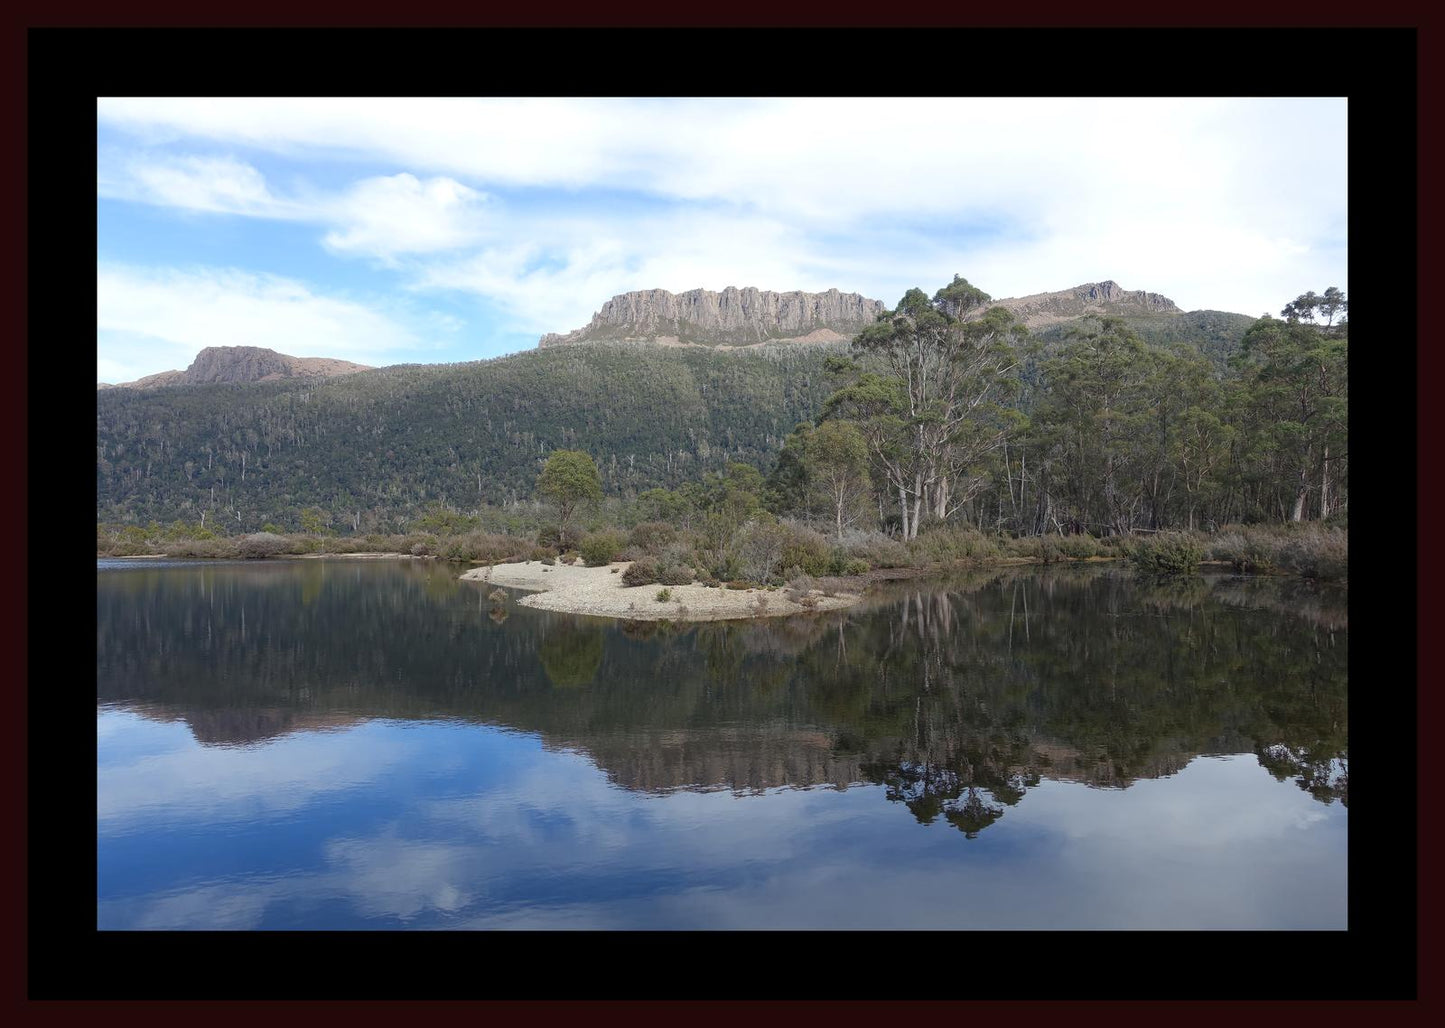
left=655, top=588, right=672, bottom=602
left=842, top=557, right=870, bottom=576
left=488, top=588, right=508, bottom=604
left=159, top=537, right=239, bottom=559
left=842, top=531, right=910, bottom=569
left=780, top=525, right=831, bottom=576
left=623, top=559, right=659, bottom=586
left=443, top=531, right=532, bottom=564
left=528, top=545, right=557, bottom=563
left=909, top=525, right=1001, bottom=563
left=658, top=563, right=694, bottom=586
left=537, top=523, right=584, bottom=551
left=784, top=574, right=817, bottom=604
left=580, top=529, right=627, bottom=566
left=730, top=518, right=791, bottom=585
left=1126, top=533, right=1204, bottom=574
left=628, top=521, right=677, bottom=551
left=237, top=532, right=290, bottom=560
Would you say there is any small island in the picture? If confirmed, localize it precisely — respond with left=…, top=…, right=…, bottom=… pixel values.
left=461, top=560, right=860, bottom=621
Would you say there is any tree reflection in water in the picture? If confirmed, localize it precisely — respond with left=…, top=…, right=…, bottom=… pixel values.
left=97, top=561, right=1349, bottom=837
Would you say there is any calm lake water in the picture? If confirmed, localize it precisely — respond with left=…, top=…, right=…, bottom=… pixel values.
left=97, top=557, right=1347, bottom=930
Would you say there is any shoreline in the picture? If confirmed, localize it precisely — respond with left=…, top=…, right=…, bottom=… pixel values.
left=460, top=561, right=862, bottom=621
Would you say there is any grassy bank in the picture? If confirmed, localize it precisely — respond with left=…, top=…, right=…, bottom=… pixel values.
left=98, top=519, right=1345, bottom=584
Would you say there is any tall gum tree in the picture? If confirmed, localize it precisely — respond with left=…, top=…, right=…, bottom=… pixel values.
left=1231, top=296, right=1347, bottom=522
left=823, top=277, right=1025, bottom=539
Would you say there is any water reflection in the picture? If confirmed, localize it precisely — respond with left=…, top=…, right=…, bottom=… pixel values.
left=97, top=560, right=1347, bottom=929
left=97, top=561, right=1348, bottom=819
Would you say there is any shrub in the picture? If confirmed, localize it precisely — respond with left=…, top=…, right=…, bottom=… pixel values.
left=528, top=545, right=557, bottom=563
left=623, top=559, right=659, bottom=587
left=784, top=574, right=819, bottom=607
left=1279, top=530, right=1348, bottom=581
left=655, top=588, right=672, bottom=602
left=658, top=563, right=695, bottom=586
left=159, top=537, right=239, bottom=559
left=842, top=557, right=870, bottom=576
left=628, top=521, right=677, bottom=551
left=237, top=532, right=289, bottom=560
left=443, top=531, right=532, bottom=564
left=1126, top=533, right=1204, bottom=574
left=580, top=529, right=627, bottom=566
left=730, top=518, right=790, bottom=585
left=909, top=524, right=1001, bottom=563
left=537, top=523, right=584, bottom=551
left=488, top=588, right=508, bottom=604
left=842, top=531, right=909, bottom=569
left=780, top=525, right=831, bottom=576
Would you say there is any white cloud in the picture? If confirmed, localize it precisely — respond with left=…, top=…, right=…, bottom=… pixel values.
left=97, top=97, right=1347, bottom=346
left=100, top=150, right=492, bottom=261
left=120, top=154, right=298, bottom=217
left=96, top=264, right=426, bottom=381
left=320, top=173, right=491, bottom=261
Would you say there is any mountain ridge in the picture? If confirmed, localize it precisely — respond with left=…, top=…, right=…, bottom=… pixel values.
left=537, top=286, right=886, bottom=349
left=99, top=346, right=373, bottom=390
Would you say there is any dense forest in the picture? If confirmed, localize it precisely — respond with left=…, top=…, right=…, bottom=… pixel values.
left=96, top=342, right=842, bottom=531
left=96, top=278, right=1343, bottom=544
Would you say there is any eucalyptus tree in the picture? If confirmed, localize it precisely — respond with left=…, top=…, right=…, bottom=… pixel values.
left=1230, top=301, right=1347, bottom=521
left=536, top=449, right=602, bottom=539
left=822, top=277, right=1025, bottom=539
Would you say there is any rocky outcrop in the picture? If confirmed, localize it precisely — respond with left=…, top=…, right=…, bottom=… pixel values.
left=538, top=286, right=885, bottom=348
left=100, top=346, right=373, bottom=390
left=966, top=280, right=1181, bottom=329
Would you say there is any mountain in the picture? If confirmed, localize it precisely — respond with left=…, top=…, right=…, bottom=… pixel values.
left=99, top=346, right=373, bottom=390
left=965, top=280, right=1181, bottom=329
left=538, top=287, right=885, bottom=348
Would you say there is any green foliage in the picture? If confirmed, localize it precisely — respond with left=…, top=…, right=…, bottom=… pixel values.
left=97, top=341, right=843, bottom=529
left=580, top=529, right=627, bottom=566
left=779, top=524, right=831, bottom=576
left=412, top=502, right=480, bottom=536
left=537, top=449, right=602, bottom=531
left=628, top=521, right=677, bottom=551
left=655, top=587, right=672, bottom=602
left=1126, top=533, right=1205, bottom=574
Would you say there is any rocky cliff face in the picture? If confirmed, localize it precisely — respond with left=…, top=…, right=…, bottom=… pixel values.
left=538, top=286, right=886, bottom=348
left=967, top=280, right=1181, bottom=329
left=100, top=346, right=373, bottom=390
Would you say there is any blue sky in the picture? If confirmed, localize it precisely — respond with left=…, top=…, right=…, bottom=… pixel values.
left=96, top=97, right=1348, bottom=384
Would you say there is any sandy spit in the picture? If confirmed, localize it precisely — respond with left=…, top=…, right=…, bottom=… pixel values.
left=460, top=561, right=861, bottom=621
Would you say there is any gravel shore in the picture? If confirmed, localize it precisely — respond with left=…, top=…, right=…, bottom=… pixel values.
left=460, top=561, right=861, bottom=621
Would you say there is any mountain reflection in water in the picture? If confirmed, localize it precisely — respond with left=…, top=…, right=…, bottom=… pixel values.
left=97, top=560, right=1348, bottom=835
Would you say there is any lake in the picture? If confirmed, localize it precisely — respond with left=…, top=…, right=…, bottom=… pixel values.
left=96, top=557, right=1347, bottom=930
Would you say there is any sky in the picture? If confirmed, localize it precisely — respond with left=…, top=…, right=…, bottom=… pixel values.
left=96, top=97, right=1348, bottom=384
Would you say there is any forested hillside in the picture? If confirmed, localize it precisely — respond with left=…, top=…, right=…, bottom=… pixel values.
left=96, top=341, right=845, bottom=530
